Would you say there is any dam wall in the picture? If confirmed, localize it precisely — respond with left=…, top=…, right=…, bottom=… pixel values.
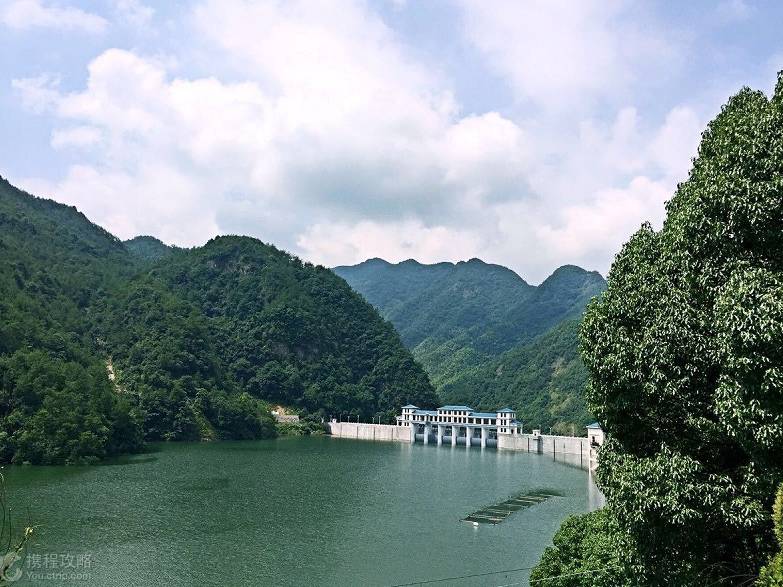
left=327, top=422, right=411, bottom=443
left=326, top=422, right=597, bottom=469
left=497, top=433, right=590, bottom=456
left=497, top=433, right=595, bottom=470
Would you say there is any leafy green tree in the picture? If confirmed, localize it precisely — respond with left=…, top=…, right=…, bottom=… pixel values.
left=0, top=349, right=141, bottom=464
left=529, top=509, right=637, bottom=586
left=194, top=390, right=275, bottom=440
left=758, top=484, right=783, bottom=586
left=578, top=74, right=783, bottom=583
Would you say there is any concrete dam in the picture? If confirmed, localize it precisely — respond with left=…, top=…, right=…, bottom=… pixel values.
left=328, top=410, right=603, bottom=471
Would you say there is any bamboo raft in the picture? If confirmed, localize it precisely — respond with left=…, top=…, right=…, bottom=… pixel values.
left=462, top=490, right=560, bottom=525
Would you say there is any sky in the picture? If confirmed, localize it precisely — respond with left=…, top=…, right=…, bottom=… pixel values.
left=1, top=0, right=782, bottom=282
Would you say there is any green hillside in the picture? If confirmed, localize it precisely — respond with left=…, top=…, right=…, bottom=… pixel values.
left=440, top=320, right=591, bottom=434
left=0, top=177, right=436, bottom=463
left=335, top=258, right=535, bottom=354
left=334, top=258, right=606, bottom=431
left=124, top=235, right=179, bottom=262
left=0, top=178, right=145, bottom=464
left=97, top=236, right=436, bottom=440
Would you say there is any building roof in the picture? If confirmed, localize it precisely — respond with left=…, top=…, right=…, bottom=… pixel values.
left=586, top=422, right=602, bottom=429
left=406, top=405, right=520, bottom=420
left=413, top=409, right=438, bottom=416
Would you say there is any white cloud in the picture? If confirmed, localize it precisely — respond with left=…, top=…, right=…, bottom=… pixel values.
left=51, top=126, right=102, bottom=149
left=11, top=74, right=60, bottom=113
left=13, top=2, right=531, bottom=253
left=298, top=220, right=483, bottom=267
left=12, top=0, right=707, bottom=282
left=534, top=176, right=671, bottom=263
left=20, top=163, right=220, bottom=246
left=457, top=0, right=677, bottom=110
left=1, top=0, right=107, bottom=33
left=648, top=106, right=703, bottom=179
left=114, top=0, right=153, bottom=27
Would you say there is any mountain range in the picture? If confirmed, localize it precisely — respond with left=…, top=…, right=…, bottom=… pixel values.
left=0, top=176, right=436, bottom=464
left=334, top=258, right=606, bottom=433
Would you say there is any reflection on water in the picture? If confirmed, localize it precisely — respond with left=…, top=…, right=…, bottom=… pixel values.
left=4, top=437, right=598, bottom=586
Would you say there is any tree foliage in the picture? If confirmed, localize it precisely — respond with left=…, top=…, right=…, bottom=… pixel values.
left=572, top=75, right=783, bottom=584
left=440, top=320, right=593, bottom=433
left=758, top=484, right=783, bottom=586
left=529, top=508, right=638, bottom=586
left=0, top=178, right=143, bottom=464
left=123, top=235, right=178, bottom=262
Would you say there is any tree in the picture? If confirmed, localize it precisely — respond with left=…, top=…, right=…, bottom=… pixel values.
left=758, top=483, right=783, bottom=585
left=529, top=509, right=637, bottom=586
left=577, top=74, right=783, bottom=584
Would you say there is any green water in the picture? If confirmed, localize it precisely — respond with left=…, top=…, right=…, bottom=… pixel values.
left=3, top=437, right=599, bottom=586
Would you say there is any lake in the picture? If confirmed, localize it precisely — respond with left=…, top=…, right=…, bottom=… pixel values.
left=3, top=436, right=601, bottom=586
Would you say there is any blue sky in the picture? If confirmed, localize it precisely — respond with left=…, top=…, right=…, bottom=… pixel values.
left=1, top=0, right=782, bottom=282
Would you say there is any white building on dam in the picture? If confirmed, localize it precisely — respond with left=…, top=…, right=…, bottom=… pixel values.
left=396, top=404, right=522, bottom=448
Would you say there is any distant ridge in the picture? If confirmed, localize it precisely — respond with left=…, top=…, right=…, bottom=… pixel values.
left=333, top=257, right=607, bottom=433
left=333, top=257, right=603, bottom=355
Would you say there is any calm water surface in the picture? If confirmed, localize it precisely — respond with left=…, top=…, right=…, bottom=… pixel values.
left=4, top=436, right=600, bottom=586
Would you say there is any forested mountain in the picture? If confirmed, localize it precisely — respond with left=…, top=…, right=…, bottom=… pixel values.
left=0, top=177, right=436, bottom=463
left=334, top=258, right=606, bottom=432
left=439, top=320, right=589, bottom=434
left=124, top=235, right=179, bottom=261
left=0, top=178, right=144, bottom=464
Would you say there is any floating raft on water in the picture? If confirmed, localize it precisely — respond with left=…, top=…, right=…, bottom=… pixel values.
left=462, top=490, right=560, bottom=525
